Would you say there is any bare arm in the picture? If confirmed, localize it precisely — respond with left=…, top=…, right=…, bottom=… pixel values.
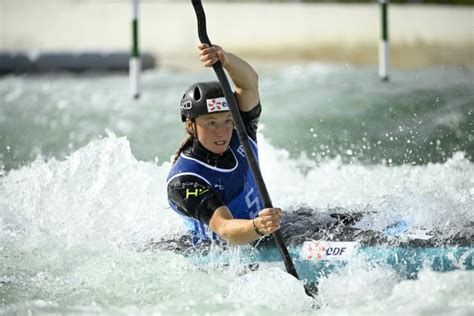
left=168, top=163, right=279, bottom=245
left=198, top=44, right=259, bottom=112
left=209, top=206, right=281, bottom=245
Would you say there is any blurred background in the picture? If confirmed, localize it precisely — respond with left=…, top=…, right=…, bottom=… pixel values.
left=2, top=0, right=473, bottom=69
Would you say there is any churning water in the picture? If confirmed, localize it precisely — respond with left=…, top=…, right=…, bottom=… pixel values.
left=1, top=64, right=473, bottom=315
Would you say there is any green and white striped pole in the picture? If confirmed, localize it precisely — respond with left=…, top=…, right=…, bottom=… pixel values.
left=379, top=0, right=389, bottom=81
left=130, top=0, right=141, bottom=99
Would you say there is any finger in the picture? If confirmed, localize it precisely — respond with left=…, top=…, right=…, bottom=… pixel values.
left=202, top=44, right=222, bottom=53
left=200, top=48, right=218, bottom=57
left=270, top=210, right=281, bottom=217
left=217, top=50, right=225, bottom=60
left=264, top=207, right=278, bottom=214
left=199, top=48, right=210, bottom=56
left=267, top=211, right=281, bottom=220
left=269, top=214, right=281, bottom=222
left=204, top=58, right=219, bottom=67
left=264, top=223, right=280, bottom=234
left=271, top=210, right=281, bottom=219
left=259, top=211, right=278, bottom=221
left=259, top=208, right=280, bottom=219
left=200, top=53, right=216, bottom=63
left=265, top=215, right=282, bottom=227
left=269, top=226, right=280, bottom=233
left=198, top=43, right=220, bottom=50
left=200, top=50, right=219, bottom=59
left=262, top=218, right=281, bottom=228
left=263, top=221, right=276, bottom=229
left=201, top=55, right=219, bottom=65
left=260, top=215, right=276, bottom=224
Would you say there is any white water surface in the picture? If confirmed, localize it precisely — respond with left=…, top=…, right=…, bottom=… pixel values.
left=1, top=62, right=473, bottom=315
left=1, top=132, right=473, bottom=315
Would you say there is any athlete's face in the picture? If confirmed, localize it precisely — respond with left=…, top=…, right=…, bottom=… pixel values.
left=188, top=112, right=234, bottom=155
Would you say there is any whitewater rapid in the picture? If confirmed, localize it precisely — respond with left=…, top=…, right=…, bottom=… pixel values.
left=1, top=132, right=472, bottom=315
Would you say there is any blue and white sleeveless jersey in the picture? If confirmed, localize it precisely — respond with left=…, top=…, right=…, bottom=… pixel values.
left=167, top=131, right=263, bottom=243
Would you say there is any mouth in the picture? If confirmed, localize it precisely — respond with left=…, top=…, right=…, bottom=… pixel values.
left=214, top=140, right=226, bottom=147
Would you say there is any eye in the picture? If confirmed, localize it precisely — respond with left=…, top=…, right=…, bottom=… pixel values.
left=207, top=121, right=216, bottom=129
left=225, top=119, right=234, bottom=127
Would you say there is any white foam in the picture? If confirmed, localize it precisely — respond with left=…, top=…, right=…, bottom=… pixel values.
left=320, top=268, right=474, bottom=315
left=1, top=132, right=472, bottom=248
left=258, top=133, right=473, bottom=236
left=228, top=267, right=315, bottom=312
left=317, top=256, right=402, bottom=308
left=0, top=133, right=473, bottom=315
left=0, top=132, right=183, bottom=249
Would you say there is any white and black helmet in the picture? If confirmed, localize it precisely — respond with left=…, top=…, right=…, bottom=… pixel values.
left=180, top=81, right=229, bottom=122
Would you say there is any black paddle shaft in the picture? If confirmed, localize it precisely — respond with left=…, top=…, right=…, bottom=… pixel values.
left=190, top=0, right=303, bottom=283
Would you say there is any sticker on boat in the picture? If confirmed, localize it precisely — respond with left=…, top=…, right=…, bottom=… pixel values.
left=301, top=240, right=359, bottom=261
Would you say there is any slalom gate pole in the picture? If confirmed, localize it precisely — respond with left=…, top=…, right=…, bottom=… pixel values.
left=130, top=0, right=141, bottom=99
left=379, top=0, right=390, bottom=82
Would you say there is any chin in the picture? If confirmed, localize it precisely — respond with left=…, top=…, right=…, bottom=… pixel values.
left=212, top=144, right=229, bottom=155
left=214, top=148, right=227, bottom=155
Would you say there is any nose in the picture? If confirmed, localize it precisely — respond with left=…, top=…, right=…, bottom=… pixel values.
left=214, top=124, right=227, bottom=136
left=215, top=121, right=231, bottom=132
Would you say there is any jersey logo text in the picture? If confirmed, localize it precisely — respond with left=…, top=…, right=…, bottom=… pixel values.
left=185, top=188, right=209, bottom=199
